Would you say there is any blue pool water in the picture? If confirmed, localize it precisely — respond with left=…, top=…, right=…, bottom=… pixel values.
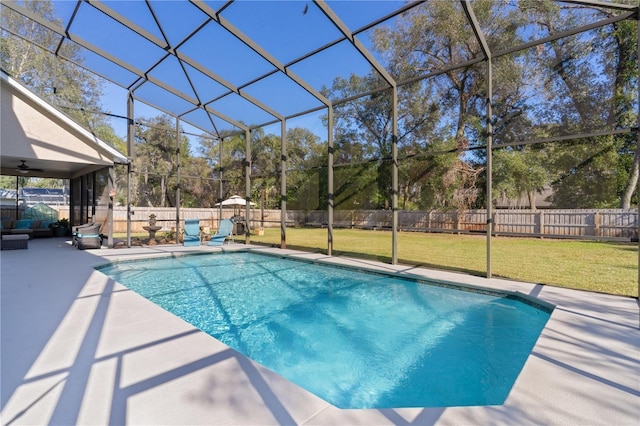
left=97, top=251, right=551, bottom=409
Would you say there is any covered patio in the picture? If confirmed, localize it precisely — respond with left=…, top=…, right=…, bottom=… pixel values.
left=1, top=238, right=638, bottom=424
left=0, top=71, right=129, bottom=247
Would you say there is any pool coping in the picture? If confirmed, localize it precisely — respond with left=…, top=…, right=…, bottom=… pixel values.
left=1, top=239, right=639, bottom=425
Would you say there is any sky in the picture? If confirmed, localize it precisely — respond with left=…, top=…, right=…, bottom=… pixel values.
left=11, top=0, right=625, bottom=156
left=47, top=0, right=409, bottom=151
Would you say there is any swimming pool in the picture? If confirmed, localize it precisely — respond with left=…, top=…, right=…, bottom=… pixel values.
left=97, top=251, right=552, bottom=409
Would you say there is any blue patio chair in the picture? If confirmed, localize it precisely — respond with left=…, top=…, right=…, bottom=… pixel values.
left=208, top=219, right=234, bottom=246
left=183, top=218, right=201, bottom=246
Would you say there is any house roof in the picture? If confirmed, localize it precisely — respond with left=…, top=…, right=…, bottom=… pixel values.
left=1, top=70, right=128, bottom=179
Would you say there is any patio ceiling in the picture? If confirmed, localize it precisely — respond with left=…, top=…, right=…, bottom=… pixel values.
left=1, top=70, right=128, bottom=179
left=2, top=0, right=637, bottom=140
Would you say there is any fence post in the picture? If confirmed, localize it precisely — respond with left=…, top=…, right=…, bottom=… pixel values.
left=493, top=210, right=498, bottom=235
left=539, top=210, right=545, bottom=237
left=427, top=210, right=432, bottom=231
left=594, top=211, right=601, bottom=237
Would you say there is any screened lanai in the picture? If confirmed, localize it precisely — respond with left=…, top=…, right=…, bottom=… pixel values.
left=1, top=0, right=638, bottom=296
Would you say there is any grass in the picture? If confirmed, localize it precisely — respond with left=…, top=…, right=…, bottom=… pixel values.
left=246, top=227, right=638, bottom=297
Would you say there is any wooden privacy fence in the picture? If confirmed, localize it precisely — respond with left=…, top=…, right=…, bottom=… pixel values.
left=113, top=207, right=287, bottom=233
left=292, top=209, right=638, bottom=240
left=112, top=207, right=638, bottom=240
left=113, top=207, right=228, bottom=233
left=396, top=209, right=638, bottom=239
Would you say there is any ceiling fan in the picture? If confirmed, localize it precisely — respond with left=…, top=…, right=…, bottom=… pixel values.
left=16, top=160, right=44, bottom=174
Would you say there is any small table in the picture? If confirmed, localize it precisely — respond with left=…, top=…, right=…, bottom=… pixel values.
left=200, top=226, right=210, bottom=244
left=1, top=234, right=29, bottom=250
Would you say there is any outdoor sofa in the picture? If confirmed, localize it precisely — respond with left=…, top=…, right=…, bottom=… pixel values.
left=0, top=219, right=54, bottom=239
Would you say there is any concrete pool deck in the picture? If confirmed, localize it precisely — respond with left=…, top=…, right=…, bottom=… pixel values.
left=1, top=238, right=638, bottom=425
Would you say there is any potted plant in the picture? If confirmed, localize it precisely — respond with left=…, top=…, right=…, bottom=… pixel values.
left=52, top=218, right=69, bottom=237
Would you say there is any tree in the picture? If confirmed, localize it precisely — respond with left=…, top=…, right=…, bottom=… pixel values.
left=321, top=75, right=391, bottom=209
left=285, top=127, right=325, bottom=210
left=372, top=0, right=637, bottom=210
left=197, top=126, right=326, bottom=211
left=198, top=129, right=247, bottom=202
left=372, top=0, right=527, bottom=209
left=523, top=2, right=638, bottom=208
left=1, top=0, right=107, bottom=133
left=321, top=72, right=442, bottom=209
left=492, top=147, right=550, bottom=209
left=546, top=137, right=630, bottom=208
left=132, top=115, right=190, bottom=207
left=609, top=19, right=639, bottom=208
left=248, top=129, right=280, bottom=210
left=0, top=177, right=13, bottom=189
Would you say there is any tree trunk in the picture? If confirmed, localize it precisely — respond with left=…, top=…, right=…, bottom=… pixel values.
left=620, top=147, right=639, bottom=209
left=160, top=176, right=167, bottom=208
left=527, top=191, right=537, bottom=211
left=402, top=183, right=408, bottom=210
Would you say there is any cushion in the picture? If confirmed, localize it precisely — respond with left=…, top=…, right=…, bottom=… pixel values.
left=15, top=219, right=33, bottom=229
left=2, top=234, right=29, bottom=240
left=30, top=220, right=41, bottom=229
left=0, top=222, right=3, bottom=230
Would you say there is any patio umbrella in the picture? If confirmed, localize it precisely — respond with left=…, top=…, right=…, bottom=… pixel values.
left=214, top=195, right=256, bottom=207
left=215, top=195, right=256, bottom=220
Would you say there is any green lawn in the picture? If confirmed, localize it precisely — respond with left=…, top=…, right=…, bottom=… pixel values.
left=247, top=227, right=638, bottom=297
